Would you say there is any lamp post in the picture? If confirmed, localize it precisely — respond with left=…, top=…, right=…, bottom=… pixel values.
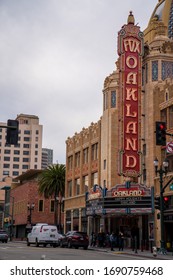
left=57, top=197, right=64, bottom=233
left=27, top=203, right=35, bottom=225
left=154, top=157, right=169, bottom=254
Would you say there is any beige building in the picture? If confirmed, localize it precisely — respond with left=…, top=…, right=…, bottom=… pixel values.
left=0, top=114, right=43, bottom=178
left=65, top=0, right=173, bottom=250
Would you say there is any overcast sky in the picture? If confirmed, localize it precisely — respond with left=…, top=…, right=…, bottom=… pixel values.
left=0, top=0, right=156, bottom=164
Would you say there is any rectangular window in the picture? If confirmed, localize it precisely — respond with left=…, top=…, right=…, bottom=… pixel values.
left=68, top=155, right=73, bottom=170
left=23, top=151, right=29, bottom=155
left=14, top=150, right=20, bottom=155
left=13, top=164, right=19, bottom=169
left=50, top=200, right=55, bottom=212
left=83, top=148, right=89, bottom=164
left=23, top=158, right=29, bottom=162
left=23, top=144, right=30, bottom=148
left=82, top=175, right=88, bottom=192
left=4, top=150, right=10, bottom=154
left=38, top=200, right=44, bottom=212
left=91, top=172, right=98, bottom=186
left=68, top=181, right=72, bottom=197
left=13, top=157, right=19, bottom=162
left=91, top=143, right=98, bottom=160
left=104, top=159, right=106, bottom=169
left=75, top=178, right=80, bottom=195
left=24, top=137, right=30, bottom=141
left=152, top=61, right=158, bottom=81
left=75, top=152, right=80, bottom=167
left=3, top=164, right=10, bottom=168
left=24, top=130, right=30, bottom=135
left=111, top=91, right=116, bottom=108
left=22, top=165, right=29, bottom=169
left=4, top=156, right=10, bottom=161
left=13, top=171, right=19, bottom=176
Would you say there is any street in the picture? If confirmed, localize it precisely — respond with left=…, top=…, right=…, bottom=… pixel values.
left=0, top=241, right=149, bottom=260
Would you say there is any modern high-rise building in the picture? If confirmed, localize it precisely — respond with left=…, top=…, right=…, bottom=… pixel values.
left=65, top=0, right=173, bottom=250
left=41, top=148, right=53, bottom=169
left=0, top=114, right=43, bottom=178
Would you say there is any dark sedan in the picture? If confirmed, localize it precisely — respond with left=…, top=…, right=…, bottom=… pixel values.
left=0, top=230, right=8, bottom=243
left=60, top=231, right=89, bottom=250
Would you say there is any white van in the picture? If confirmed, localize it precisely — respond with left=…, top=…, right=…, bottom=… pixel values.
left=27, top=224, right=60, bottom=247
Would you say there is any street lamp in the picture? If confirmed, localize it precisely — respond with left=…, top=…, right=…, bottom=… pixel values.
left=27, top=203, right=35, bottom=225
left=154, top=157, right=169, bottom=254
left=56, top=197, right=64, bottom=233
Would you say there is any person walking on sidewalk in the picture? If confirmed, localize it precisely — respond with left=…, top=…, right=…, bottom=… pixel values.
left=118, top=231, right=124, bottom=251
left=110, top=232, right=115, bottom=251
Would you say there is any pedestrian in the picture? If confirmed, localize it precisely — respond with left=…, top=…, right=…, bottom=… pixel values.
left=110, top=232, right=115, bottom=251
left=118, top=231, right=124, bottom=251
left=90, top=232, right=96, bottom=247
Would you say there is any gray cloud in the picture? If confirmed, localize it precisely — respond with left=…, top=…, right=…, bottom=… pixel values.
left=0, top=0, right=156, bottom=163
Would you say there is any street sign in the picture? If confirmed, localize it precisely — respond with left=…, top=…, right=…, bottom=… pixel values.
left=166, top=142, right=173, bottom=153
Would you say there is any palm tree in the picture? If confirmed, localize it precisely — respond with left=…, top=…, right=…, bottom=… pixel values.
left=38, top=164, right=65, bottom=227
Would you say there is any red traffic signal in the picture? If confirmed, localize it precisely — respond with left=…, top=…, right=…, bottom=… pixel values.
left=163, top=196, right=169, bottom=210
left=155, top=121, right=166, bottom=146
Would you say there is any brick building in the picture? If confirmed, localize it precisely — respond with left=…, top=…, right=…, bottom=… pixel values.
left=10, top=170, right=62, bottom=239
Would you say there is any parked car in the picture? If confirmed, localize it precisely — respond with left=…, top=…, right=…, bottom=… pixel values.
left=27, top=223, right=59, bottom=247
left=60, top=231, right=89, bottom=249
left=0, top=230, right=8, bottom=243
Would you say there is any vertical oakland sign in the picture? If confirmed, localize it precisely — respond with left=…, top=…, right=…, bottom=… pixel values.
left=118, top=12, right=143, bottom=177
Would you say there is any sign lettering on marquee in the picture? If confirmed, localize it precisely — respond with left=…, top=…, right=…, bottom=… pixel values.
left=118, top=15, right=143, bottom=177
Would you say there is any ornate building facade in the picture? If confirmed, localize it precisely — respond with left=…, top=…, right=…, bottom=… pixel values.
left=65, top=0, right=173, bottom=249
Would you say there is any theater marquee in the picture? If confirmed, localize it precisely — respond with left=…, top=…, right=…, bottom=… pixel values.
left=118, top=12, right=143, bottom=177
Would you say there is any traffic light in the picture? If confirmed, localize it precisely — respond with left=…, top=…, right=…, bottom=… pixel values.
left=6, top=119, right=19, bottom=145
left=155, top=196, right=160, bottom=210
left=163, top=196, right=169, bottom=210
left=155, top=121, right=166, bottom=146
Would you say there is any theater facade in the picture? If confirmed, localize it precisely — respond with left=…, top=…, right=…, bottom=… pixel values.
left=65, top=0, right=173, bottom=249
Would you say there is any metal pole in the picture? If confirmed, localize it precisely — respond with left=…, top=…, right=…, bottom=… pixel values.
left=159, top=168, right=166, bottom=254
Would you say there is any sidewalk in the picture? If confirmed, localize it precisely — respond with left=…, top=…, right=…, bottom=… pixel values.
left=88, top=246, right=173, bottom=260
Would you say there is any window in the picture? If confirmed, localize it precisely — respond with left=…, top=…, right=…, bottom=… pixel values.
left=91, top=143, right=98, bottom=160
left=152, top=61, right=158, bottom=81
left=3, top=164, right=10, bottom=168
left=24, top=137, right=30, bottom=141
left=36, top=130, right=39, bottom=135
left=75, top=152, right=80, bottom=167
left=23, top=144, right=30, bottom=148
left=4, top=157, right=10, bottom=161
left=83, top=175, right=88, bottom=192
left=75, top=178, right=80, bottom=195
left=4, top=150, right=10, bottom=154
left=68, top=155, right=73, bottom=170
left=24, top=130, right=30, bottom=135
left=104, top=159, right=106, bottom=169
left=68, top=181, right=72, bottom=197
left=14, top=150, right=20, bottom=155
left=35, top=151, right=38, bottom=155
left=50, top=200, right=55, bottom=212
left=91, top=172, right=98, bottom=186
left=23, top=158, right=29, bottom=162
left=35, top=144, right=38, bottom=148
left=38, top=200, right=44, bottom=212
left=13, top=157, right=19, bottom=162
left=13, top=171, right=19, bottom=176
left=13, top=164, right=19, bottom=169
left=83, top=148, right=89, bottom=164
left=22, top=165, right=29, bottom=169
left=111, top=91, right=116, bottom=108
left=23, top=151, right=29, bottom=155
